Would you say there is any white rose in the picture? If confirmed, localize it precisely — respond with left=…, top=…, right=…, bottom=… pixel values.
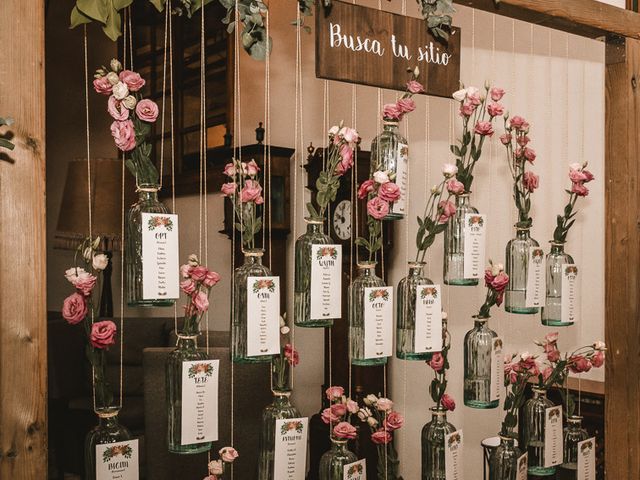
left=367, top=417, right=379, bottom=428
left=112, top=81, right=129, bottom=100
left=593, top=341, right=606, bottom=351
left=280, top=326, right=290, bottom=335
left=357, top=407, right=371, bottom=420
left=442, top=163, right=458, bottom=177
left=92, top=254, right=109, bottom=271
left=364, top=394, right=378, bottom=406
left=106, top=71, right=120, bottom=86
left=520, top=351, right=531, bottom=361
left=441, top=311, right=448, bottom=320
left=466, top=86, right=480, bottom=97
left=452, top=88, right=467, bottom=102
left=208, top=460, right=223, bottom=475
left=110, top=59, right=123, bottom=72
left=569, top=162, right=582, bottom=171
left=122, top=95, right=137, bottom=110
left=373, top=171, right=389, bottom=184
left=328, top=125, right=339, bottom=136
left=64, top=267, right=86, bottom=283
left=188, top=254, right=199, bottom=266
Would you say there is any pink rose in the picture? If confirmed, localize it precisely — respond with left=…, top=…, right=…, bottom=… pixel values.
left=119, top=70, right=145, bottom=92
left=191, top=266, right=208, bottom=281
left=523, top=171, right=539, bottom=192
left=383, top=411, right=404, bottom=431
left=396, top=98, right=416, bottom=114
left=569, top=169, right=588, bottom=183
left=93, top=76, right=113, bottom=95
left=240, top=179, right=263, bottom=204
left=243, top=159, right=260, bottom=176
left=571, top=182, right=589, bottom=197
left=181, top=279, right=197, bottom=295
left=135, top=99, right=159, bottom=123
left=339, top=127, right=360, bottom=145
left=378, top=182, right=401, bottom=202
left=474, top=121, right=494, bottom=137
left=62, top=292, right=88, bottom=325
left=357, top=179, right=375, bottom=200
left=108, top=96, right=129, bottom=121
left=441, top=393, right=456, bottom=411
left=491, top=272, right=509, bottom=294
left=335, top=145, right=354, bottom=176
left=333, top=421, right=357, bottom=440
left=180, top=264, right=193, bottom=278
left=371, top=429, right=392, bottom=445
left=219, top=447, right=238, bottom=463
left=346, top=399, right=359, bottom=414
left=221, top=182, right=237, bottom=197
left=429, top=352, right=445, bottom=371
left=438, top=200, right=456, bottom=224
left=516, top=135, right=530, bottom=147
left=500, top=133, right=512, bottom=145
left=407, top=80, right=425, bottom=94
left=467, top=88, right=482, bottom=106
left=542, top=367, right=554, bottom=382
left=193, top=291, right=209, bottom=313
left=546, top=346, right=561, bottom=363
left=331, top=403, right=347, bottom=417
left=203, top=270, right=221, bottom=288
left=73, top=272, right=97, bottom=296
left=523, top=147, right=536, bottom=163
left=223, top=163, right=237, bottom=177
left=569, top=355, right=592, bottom=373
left=110, top=120, right=136, bottom=151
left=326, top=386, right=345, bottom=400
left=487, top=102, right=504, bottom=117
left=591, top=350, right=605, bottom=368
left=582, top=169, right=595, bottom=182
left=321, top=407, right=340, bottom=424
left=490, top=87, right=505, bottom=101
left=446, top=178, right=465, bottom=195
left=367, top=197, right=390, bottom=220
left=545, top=332, right=559, bottom=344
left=459, top=101, right=476, bottom=117
left=382, top=103, right=402, bottom=121
left=90, top=320, right=117, bottom=349
left=376, top=398, right=393, bottom=412
left=509, top=116, right=529, bottom=131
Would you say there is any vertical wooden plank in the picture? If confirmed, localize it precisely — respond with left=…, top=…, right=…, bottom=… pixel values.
left=0, top=0, right=47, bottom=478
left=604, top=37, right=640, bottom=479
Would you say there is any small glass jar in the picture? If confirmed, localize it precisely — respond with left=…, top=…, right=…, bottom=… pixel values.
left=489, top=435, right=522, bottom=480
left=541, top=242, right=575, bottom=326
left=523, top=387, right=556, bottom=476
left=505, top=227, right=540, bottom=314
left=561, top=416, right=589, bottom=472
left=84, top=409, right=132, bottom=480
left=396, top=261, right=435, bottom=360
left=349, top=262, right=387, bottom=366
left=421, top=406, right=457, bottom=480
left=444, top=194, right=479, bottom=286
left=294, top=218, right=335, bottom=328
left=463, top=318, right=499, bottom=409
left=231, top=249, right=273, bottom=364
left=319, top=438, right=358, bottom=480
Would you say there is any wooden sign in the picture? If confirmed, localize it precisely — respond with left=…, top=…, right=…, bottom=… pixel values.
left=315, top=1, right=461, bottom=98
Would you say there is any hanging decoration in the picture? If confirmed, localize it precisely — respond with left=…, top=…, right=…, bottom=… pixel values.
left=319, top=386, right=359, bottom=479
left=203, top=446, right=240, bottom=480
left=417, top=0, right=455, bottom=41
left=219, top=0, right=272, bottom=60
left=541, top=162, right=595, bottom=326
left=0, top=116, right=14, bottom=151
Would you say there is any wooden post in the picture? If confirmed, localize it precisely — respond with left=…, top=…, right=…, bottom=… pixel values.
left=604, top=37, right=640, bottom=479
left=0, top=1, right=47, bottom=478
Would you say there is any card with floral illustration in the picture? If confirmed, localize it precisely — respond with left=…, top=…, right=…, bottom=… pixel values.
left=310, top=244, right=342, bottom=320
left=516, top=452, right=528, bottom=480
left=577, top=437, right=596, bottom=480
left=391, top=142, right=409, bottom=215
left=274, top=417, right=308, bottom=480
left=544, top=406, right=563, bottom=467
left=247, top=276, right=280, bottom=356
left=181, top=359, right=219, bottom=445
left=444, top=430, right=464, bottom=480
left=364, top=286, right=393, bottom=359
left=463, top=213, right=487, bottom=279
left=490, top=337, right=504, bottom=402
left=141, top=212, right=179, bottom=300
left=414, top=284, right=443, bottom=353
left=526, top=247, right=546, bottom=307
left=96, top=439, right=139, bottom=480
left=343, top=459, right=366, bottom=480
left=561, top=264, right=580, bottom=323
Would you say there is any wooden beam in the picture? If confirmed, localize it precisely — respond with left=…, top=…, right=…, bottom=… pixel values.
left=456, top=0, right=640, bottom=40
left=604, top=37, right=640, bottom=479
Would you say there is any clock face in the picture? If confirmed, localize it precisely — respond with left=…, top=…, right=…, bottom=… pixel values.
left=333, top=200, right=352, bottom=241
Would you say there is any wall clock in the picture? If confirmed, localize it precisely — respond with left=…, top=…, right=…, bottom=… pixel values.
left=332, top=199, right=351, bottom=241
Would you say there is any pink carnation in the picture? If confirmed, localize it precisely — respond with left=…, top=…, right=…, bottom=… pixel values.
left=429, top=352, right=445, bottom=372
left=240, top=180, right=264, bottom=204
left=490, top=87, right=505, bottom=101
left=438, top=200, right=456, bottom=224
left=383, top=411, right=404, bottom=431
left=509, top=115, right=529, bottom=131
left=487, top=102, right=504, bottom=117
left=203, top=270, right=221, bottom=288
left=371, top=429, right=392, bottom=445
left=523, top=171, right=539, bottom=192
left=571, top=182, right=589, bottom=197
left=333, top=421, right=357, bottom=440
left=446, top=178, right=465, bottom=195
left=221, top=182, right=237, bottom=197
left=357, top=179, right=375, bottom=200
left=326, top=386, right=344, bottom=400
left=193, top=291, right=209, bottom=313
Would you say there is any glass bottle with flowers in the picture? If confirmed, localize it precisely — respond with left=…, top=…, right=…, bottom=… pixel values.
left=319, top=386, right=359, bottom=480
left=422, top=315, right=457, bottom=480
left=295, top=124, right=359, bottom=328
left=203, top=446, right=239, bottom=480
left=397, top=168, right=456, bottom=360
left=166, top=255, right=221, bottom=454
left=370, top=68, right=424, bottom=220
left=221, top=159, right=274, bottom=363
left=499, top=114, right=541, bottom=314
left=464, top=261, right=508, bottom=409
left=445, top=84, right=505, bottom=285
left=93, top=59, right=173, bottom=307
left=61, top=237, right=131, bottom=480
left=542, top=163, right=595, bottom=326
left=258, top=315, right=301, bottom=480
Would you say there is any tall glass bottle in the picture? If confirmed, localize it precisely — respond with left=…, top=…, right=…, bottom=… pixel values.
left=232, top=249, right=273, bottom=363
left=421, top=406, right=456, bottom=480
left=444, top=194, right=479, bottom=286
left=294, top=218, right=334, bottom=328
left=505, top=227, right=540, bottom=314
left=489, top=436, right=522, bottom=480
left=463, top=318, right=499, bottom=409
left=166, top=315, right=211, bottom=454
left=85, top=409, right=133, bottom=480
left=560, top=416, right=589, bottom=474
left=523, top=387, right=556, bottom=476
left=396, top=261, right=434, bottom=360
left=541, top=242, right=574, bottom=326
left=319, top=439, right=358, bottom=480
left=370, top=121, right=408, bottom=220
left=126, top=183, right=175, bottom=307
left=349, top=262, right=387, bottom=366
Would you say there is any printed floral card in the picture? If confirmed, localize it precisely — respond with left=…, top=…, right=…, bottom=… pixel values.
left=490, top=337, right=504, bottom=402
left=363, top=286, right=393, bottom=359
left=463, top=213, right=487, bottom=279
left=310, top=244, right=342, bottom=320
left=577, top=437, right=596, bottom=480
left=525, top=247, right=546, bottom=308
left=544, top=406, right=563, bottom=467
left=561, top=264, right=580, bottom=323
left=274, top=417, right=308, bottom=480
left=247, top=276, right=280, bottom=356
left=343, top=459, right=366, bottom=480
left=181, top=359, right=219, bottom=445
left=141, top=213, right=179, bottom=300
left=414, top=284, right=443, bottom=353
left=445, top=430, right=464, bottom=480
left=96, top=439, right=139, bottom=480
left=391, top=143, right=409, bottom=215
left=516, top=452, right=528, bottom=480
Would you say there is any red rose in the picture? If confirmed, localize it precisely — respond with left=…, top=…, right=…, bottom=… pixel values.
left=491, top=272, right=509, bottom=294
left=429, top=352, right=445, bottom=372
left=440, top=393, right=456, bottom=411
left=90, top=320, right=117, bottom=349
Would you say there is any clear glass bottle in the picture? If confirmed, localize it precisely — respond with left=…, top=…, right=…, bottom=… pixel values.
left=231, top=249, right=273, bottom=364
left=561, top=416, right=589, bottom=473
left=257, top=390, right=301, bottom=480
left=463, top=318, right=499, bottom=409
left=396, top=261, right=434, bottom=360
left=319, top=439, right=358, bottom=480
left=541, top=242, right=575, bottom=326
left=294, top=218, right=334, bottom=328
left=444, top=194, right=479, bottom=286
left=84, top=409, right=132, bottom=480
left=370, top=120, right=408, bottom=220
left=489, top=435, right=522, bottom=480
left=349, top=262, right=387, bottom=366
left=505, top=227, right=540, bottom=314
left=523, top=387, right=556, bottom=476
left=166, top=315, right=211, bottom=454
left=126, top=183, right=175, bottom=307
left=421, top=406, right=457, bottom=480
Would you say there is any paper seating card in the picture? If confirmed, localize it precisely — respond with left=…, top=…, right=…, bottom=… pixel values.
left=247, top=276, right=281, bottom=356
left=141, top=213, right=179, bottom=300
left=561, top=264, right=580, bottom=323
left=96, top=439, right=139, bottom=480
left=343, top=459, right=366, bottom=480
left=577, top=437, right=596, bottom=480
left=363, top=286, right=393, bottom=359
left=463, top=213, right=487, bottom=279
left=391, top=143, right=409, bottom=215
left=414, top=284, right=443, bottom=353
left=310, top=244, right=342, bottom=320
left=525, top=247, right=546, bottom=307
left=445, top=430, right=464, bottom=480
left=181, top=359, right=219, bottom=445
left=490, top=337, right=504, bottom=402
left=544, top=406, right=563, bottom=467
left=274, top=417, right=309, bottom=480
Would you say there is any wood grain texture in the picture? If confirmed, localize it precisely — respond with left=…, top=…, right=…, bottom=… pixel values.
left=604, top=37, right=640, bottom=479
left=0, top=0, right=47, bottom=478
left=457, top=0, right=640, bottom=39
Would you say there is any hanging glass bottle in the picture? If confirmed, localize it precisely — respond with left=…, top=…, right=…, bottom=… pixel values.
left=396, top=261, right=434, bottom=360
left=294, top=218, right=334, bottom=328
left=560, top=416, right=589, bottom=474
left=463, top=318, right=499, bottom=409
left=349, top=261, right=387, bottom=366
left=85, top=409, right=132, bottom=480
left=421, top=406, right=456, bottom=480
left=444, top=194, right=479, bottom=286
left=523, top=387, right=556, bottom=476
left=126, top=183, right=175, bottom=307
left=489, top=435, right=522, bottom=480
left=541, top=242, right=574, bottom=326
left=369, top=120, right=408, bottom=220
left=319, top=438, right=358, bottom=480
left=166, top=315, right=211, bottom=454
left=505, top=227, right=540, bottom=314
left=231, top=249, right=273, bottom=364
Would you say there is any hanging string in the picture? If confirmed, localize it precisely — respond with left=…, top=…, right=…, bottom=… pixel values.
left=158, top=4, right=170, bottom=185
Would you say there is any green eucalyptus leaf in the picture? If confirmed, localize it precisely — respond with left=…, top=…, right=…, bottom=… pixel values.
left=249, top=36, right=271, bottom=60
